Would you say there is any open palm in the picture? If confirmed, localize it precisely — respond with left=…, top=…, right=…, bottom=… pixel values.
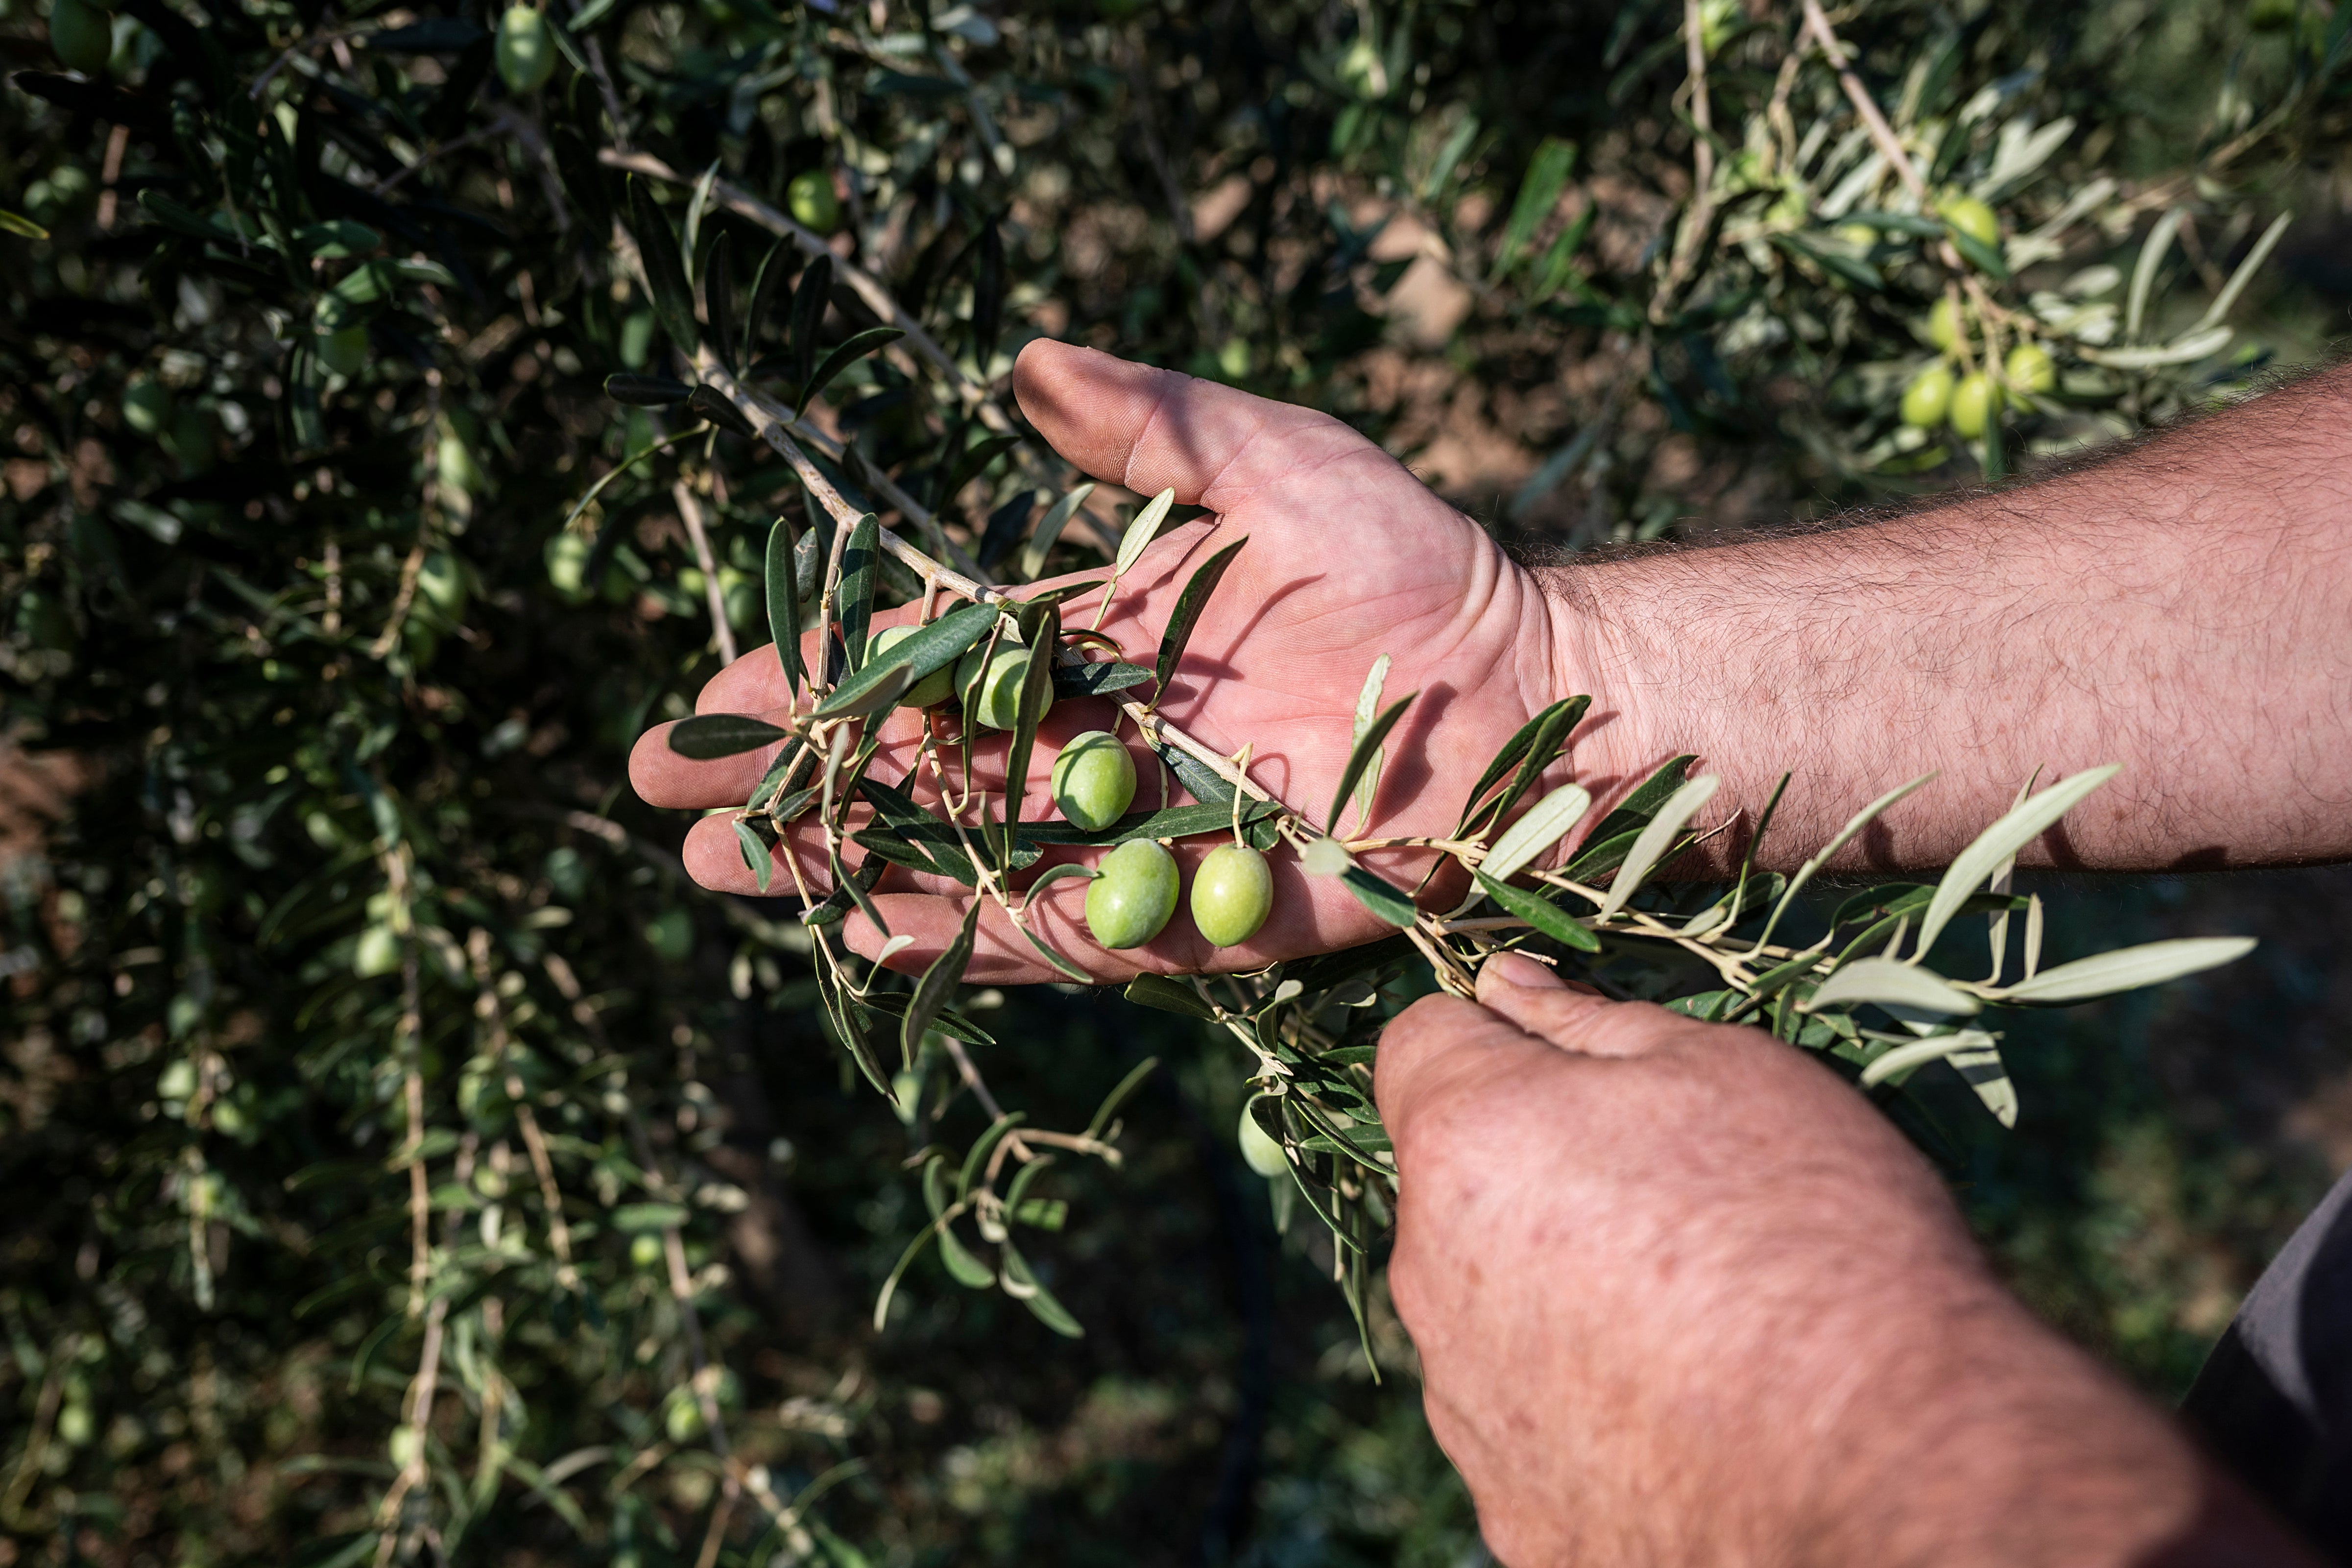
left=631, top=341, right=1618, bottom=984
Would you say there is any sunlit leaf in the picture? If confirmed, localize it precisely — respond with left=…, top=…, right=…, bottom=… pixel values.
left=1995, top=937, right=2255, bottom=1005
left=1914, top=766, right=2118, bottom=959
left=1480, top=784, right=1592, bottom=886
left=1473, top=872, right=1599, bottom=952
left=1805, top=958, right=1980, bottom=1016
left=667, top=714, right=791, bottom=759
left=1597, top=774, right=1719, bottom=919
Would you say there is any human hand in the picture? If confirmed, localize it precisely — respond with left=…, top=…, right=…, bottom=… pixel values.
left=1375, top=953, right=2309, bottom=1568
left=631, top=342, right=1621, bottom=984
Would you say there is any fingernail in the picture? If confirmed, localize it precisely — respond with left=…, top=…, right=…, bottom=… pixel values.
left=1477, top=950, right=1565, bottom=998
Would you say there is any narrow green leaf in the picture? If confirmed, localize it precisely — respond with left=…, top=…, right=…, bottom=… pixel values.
left=1084, top=1056, right=1160, bottom=1138
left=1115, top=487, right=1177, bottom=575
left=1023, top=798, right=1278, bottom=847
left=995, top=604, right=1061, bottom=861
left=1052, top=660, right=1155, bottom=698
left=1914, top=766, right=2119, bottom=959
left=789, top=252, right=834, bottom=394
left=1020, top=482, right=1096, bottom=582
left=1456, top=696, right=1582, bottom=826
left=1348, top=653, right=1391, bottom=828
left=1497, top=136, right=1577, bottom=277
left=765, top=515, right=805, bottom=699
left=1944, top=224, right=2008, bottom=280
left=1017, top=921, right=1093, bottom=982
left=1564, top=754, right=1696, bottom=878
left=1154, top=535, right=1248, bottom=693
left=1480, top=783, right=1592, bottom=886
left=603, top=373, right=694, bottom=405
left=872, top=1214, right=947, bottom=1330
left=733, top=818, right=774, bottom=893
left=1000, top=1242, right=1083, bottom=1338
left=816, top=663, right=916, bottom=721
left=667, top=714, right=791, bottom=759
left=624, top=175, right=698, bottom=358
left=837, top=513, right=881, bottom=671
left=1755, top=773, right=1936, bottom=951
left=814, top=602, right=995, bottom=717
left=701, top=228, right=736, bottom=373
left=936, top=1219, right=996, bottom=1289
left=0, top=209, right=50, bottom=241
left=1463, top=697, right=1592, bottom=838
left=1995, top=937, right=2255, bottom=1005
left=1328, top=691, right=1415, bottom=833
left=1597, top=774, right=1720, bottom=919
left=685, top=385, right=756, bottom=438
left=938, top=433, right=1021, bottom=509
left=1473, top=872, right=1599, bottom=951
left=742, top=236, right=793, bottom=368
left=958, top=1113, right=1026, bottom=1199
left=1805, top=957, right=1980, bottom=1016
left=1124, top=975, right=1214, bottom=1019
left=902, top=902, right=983, bottom=1068
left=1858, top=1028, right=1998, bottom=1086
left=1339, top=866, right=1417, bottom=928
left=800, top=326, right=906, bottom=413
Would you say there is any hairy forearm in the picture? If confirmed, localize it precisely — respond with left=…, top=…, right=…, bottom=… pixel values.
left=1545, top=362, right=2352, bottom=872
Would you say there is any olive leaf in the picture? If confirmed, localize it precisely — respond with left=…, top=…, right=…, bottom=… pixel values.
left=993, top=603, right=1061, bottom=862
left=1804, top=957, right=1981, bottom=1016
left=1479, top=783, right=1592, bottom=886
left=1116, top=486, right=1178, bottom=575
left=742, top=234, right=793, bottom=368
left=1000, top=1240, right=1083, bottom=1338
left=765, top=514, right=805, bottom=698
left=1019, top=482, right=1096, bottom=582
left=624, top=175, right=699, bottom=359
left=732, top=817, right=776, bottom=893
left=1562, top=753, right=1696, bottom=881
left=1596, top=773, right=1720, bottom=920
left=1052, top=660, right=1155, bottom=698
left=1473, top=871, right=1599, bottom=952
left=667, top=714, right=792, bottom=759
left=813, top=601, right=994, bottom=717
left=1993, top=937, right=2255, bottom=1005
left=1913, top=766, right=2119, bottom=959
left=1457, top=695, right=1591, bottom=839
left=1328, top=690, right=1414, bottom=834
left=788, top=251, right=835, bottom=394
left=800, top=326, right=906, bottom=413
left=902, top=902, right=983, bottom=1069
left=603, top=373, right=695, bottom=405
left=837, top=512, right=882, bottom=672
left=1154, top=535, right=1248, bottom=693
left=701, top=228, right=736, bottom=373
left=686, top=385, right=756, bottom=437
left=1124, top=974, right=1216, bottom=1019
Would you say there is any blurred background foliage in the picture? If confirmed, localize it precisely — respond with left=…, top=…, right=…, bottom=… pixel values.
left=1, top=0, right=2349, bottom=1562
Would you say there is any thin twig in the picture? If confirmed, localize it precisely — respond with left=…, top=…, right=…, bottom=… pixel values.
left=672, top=476, right=739, bottom=666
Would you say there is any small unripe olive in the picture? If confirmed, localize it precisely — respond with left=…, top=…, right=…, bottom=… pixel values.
left=1190, top=842, right=1272, bottom=948
left=354, top=924, right=401, bottom=977
left=122, top=375, right=172, bottom=437
left=318, top=325, right=369, bottom=378
left=388, top=1426, right=423, bottom=1471
left=630, top=1232, right=665, bottom=1269
left=1900, top=363, right=1954, bottom=429
left=869, top=625, right=954, bottom=708
left=1084, top=839, right=1178, bottom=949
left=49, top=0, right=111, bottom=76
left=496, top=4, right=556, bottom=94
left=1050, top=731, right=1135, bottom=831
left=1237, top=1097, right=1288, bottom=1178
left=1924, top=295, right=1964, bottom=353
left=2005, top=342, right=2056, bottom=396
left=1940, top=194, right=1999, bottom=252
left=787, top=169, right=842, bottom=235
left=954, top=641, right=1050, bottom=730
left=1949, top=371, right=2001, bottom=438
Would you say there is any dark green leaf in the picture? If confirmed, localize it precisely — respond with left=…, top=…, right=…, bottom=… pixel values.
left=1018, top=921, right=1094, bottom=982
left=800, top=327, right=906, bottom=412
left=1339, top=866, right=1417, bottom=928
left=857, top=991, right=997, bottom=1047
left=686, top=385, right=756, bottom=438
left=1497, top=136, right=1578, bottom=276
left=604, top=373, right=694, bottom=405
left=938, top=433, right=1021, bottom=509
left=701, top=229, right=736, bottom=374
left=742, top=236, right=792, bottom=369
left=1124, top=974, right=1214, bottom=1019
left=1001, top=1241, right=1083, bottom=1338
left=1473, top=871, right=1600, bottom=951
left=765, top=515, right=805, bottom=699
left=1023, top=798, right=1279, bottom=847
left=996, top=604, right=1060, bottom=857
left=958, top=1113, right=1026, bottom=1198
left=815, top=601, right=995, bottom=718
left=789, top=252, right=834, bottom=393
left=937, top=1222, right=996, bottom=1289
left=903, top=902, right=982, bottom=1069
left=803, top=852, right=888, bottom=929
left=1052, top=660, right=1155, bottom=698
left=1458, top=695, right=1590, bottom=835
left=972, top=220, right=1006, bottom=367
left=1565, top=753, right=1696, bottom=877
left=978, top=491, right=1034, bottom=569
left=1154, top=535, right=1248, bottom=692
left=667, top=714, right=791, bottom=759
left=1328, top=692, right=1416, bottom=832
left=733, top=818, right=775, bottom=893
left=837, top=513, right=881, bottom=671
left=625, top=175, right=699, bottom=359
left=1771, top=231, right=1881, bottom=291
left=1946, top=225, right=2010, bottom=280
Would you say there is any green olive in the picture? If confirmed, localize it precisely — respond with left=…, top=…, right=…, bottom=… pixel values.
left=49, top=0, right=111, bottom=76
left=1084, top=838, right=1178, bottom=949
left=1190, top=842, right=1272, bottom=948
left=1924, top=295, right=1964, bottom=353
left=1900, top=363, right=1954, bottom=429
left=869, top=625, right=954, bottom=707
left=954, top=640, right=1050, bottom=730
left=354, top=924, right=401, bottom=977
left=630, top=1232, right=665, bottom=1268
left=496, top=4, right=556, bottom=94
left=1050, top=731, right=1136, bottom=830
left=787, top=169, right=842, bottom=235
left=318, top=325, right=369, bottom=378
left=1949, top=371, right=2001, bottom=438
left=122, top=375, right=172, bottom=437
left=1940, top=194, right=2000, bottom=252
left=2005, top=342, right=2056, bottom=396
left=1237, top=1096, right=1288, bottom=1178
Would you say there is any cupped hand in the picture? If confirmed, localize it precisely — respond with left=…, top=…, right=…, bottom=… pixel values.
left=629, top=341, right=1623, bottom=984
left=1376, top=954, right=2297, bottom=1568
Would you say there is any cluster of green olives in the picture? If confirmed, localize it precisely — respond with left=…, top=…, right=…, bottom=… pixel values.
left=862, top=624, right=1279, bottom=953
left=1049, top=733, right=1273, bottom=953
left=1897, top=196, right=2057, bottom=441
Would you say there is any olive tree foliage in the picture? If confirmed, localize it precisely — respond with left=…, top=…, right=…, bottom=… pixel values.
left=0, top=0, right=2337, bottom=1560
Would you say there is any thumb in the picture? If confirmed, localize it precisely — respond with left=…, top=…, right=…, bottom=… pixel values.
left=1011, top=339, right=1372, bottom=513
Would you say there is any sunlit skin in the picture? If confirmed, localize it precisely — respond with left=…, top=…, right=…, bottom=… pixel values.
left=629, top=339, right=1628, bottom=984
